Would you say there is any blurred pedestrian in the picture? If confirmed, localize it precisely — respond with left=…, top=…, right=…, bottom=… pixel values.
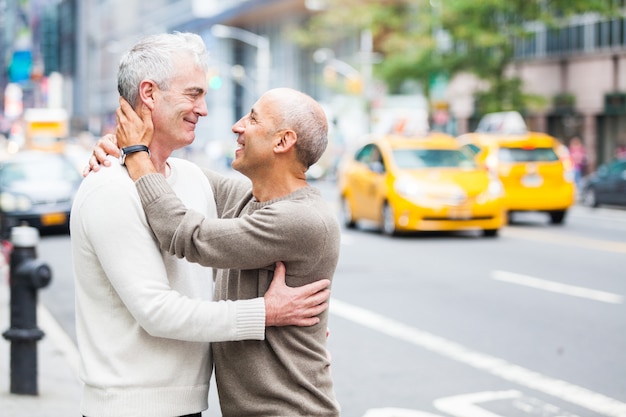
left=568, top=136, right=586, bottom=189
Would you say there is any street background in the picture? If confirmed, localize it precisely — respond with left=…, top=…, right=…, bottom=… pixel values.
left=1, top=1, right=626, bottom=416
left=2, top=176, right=624, bottom=417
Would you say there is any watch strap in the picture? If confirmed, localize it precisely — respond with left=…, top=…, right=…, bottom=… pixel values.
left=120, top=145, right=150, bottom=165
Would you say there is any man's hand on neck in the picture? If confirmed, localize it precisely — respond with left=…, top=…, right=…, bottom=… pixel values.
left=116, top=97, right=159, bottom=181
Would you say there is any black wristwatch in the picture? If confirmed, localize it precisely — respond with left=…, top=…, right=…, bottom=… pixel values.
left=119, top=145, right=150, bottom=165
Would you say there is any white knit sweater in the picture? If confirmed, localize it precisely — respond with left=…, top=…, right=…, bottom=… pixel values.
left=70, top=157, right=265, bottom=417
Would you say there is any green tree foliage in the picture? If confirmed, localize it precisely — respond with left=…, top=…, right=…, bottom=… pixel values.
left=296, top=0, right=617, bottom=113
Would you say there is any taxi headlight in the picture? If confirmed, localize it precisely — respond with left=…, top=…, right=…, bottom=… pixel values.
left=487, top=178, right=504, bottom=197
left=477, top=178, right=504, bottom=203
left=0, top=192, right=32, bottom=212
left=394, top=177, right=423, bottom=199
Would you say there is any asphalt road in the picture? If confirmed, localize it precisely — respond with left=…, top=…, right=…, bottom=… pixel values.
left=35, top=180, right=626, bottom=417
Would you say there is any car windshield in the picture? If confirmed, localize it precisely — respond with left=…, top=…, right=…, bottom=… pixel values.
left=0, top=157, right=81, bottom=187
left=498, top=147, right=559, bottom=162
left=392, top=149, right=477, bottom=169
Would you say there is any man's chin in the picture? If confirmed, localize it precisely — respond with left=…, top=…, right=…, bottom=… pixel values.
left=231, top=157, right=247, bottom=173
left=181, top=134, right=195, bottom=147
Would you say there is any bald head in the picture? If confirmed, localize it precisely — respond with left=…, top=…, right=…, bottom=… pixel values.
left=262, top=88, right=329, bottom=169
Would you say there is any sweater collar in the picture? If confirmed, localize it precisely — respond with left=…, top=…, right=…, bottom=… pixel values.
left=250, top=185, right=319, bottom=208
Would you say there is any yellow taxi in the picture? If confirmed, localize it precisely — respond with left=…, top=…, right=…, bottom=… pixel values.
left=456, top=112, right=575, bottom=225
left=337, top=132, right=506, bottom=237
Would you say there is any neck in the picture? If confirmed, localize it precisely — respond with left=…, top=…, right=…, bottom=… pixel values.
left=148, top=143, right=172, bottom=176
left=249, top=172, right=308, bottom=202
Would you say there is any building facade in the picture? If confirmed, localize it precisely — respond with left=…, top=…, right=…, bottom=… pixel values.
left=4, top=1, right=624, bottom=172
left=448, top=12, right=626, bottom=171
left=66, top=0, right=325, bottom=161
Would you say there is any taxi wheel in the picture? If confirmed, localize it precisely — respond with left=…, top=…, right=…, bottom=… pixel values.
left=506, top=211, right=516, bottom=225
left=381, top=202, right=397, bottom=236
left=548, top=210, right=566, bottom=225
left=340, top=197, right=356, bottom=229
left=483, top=228, right=499, bottom=237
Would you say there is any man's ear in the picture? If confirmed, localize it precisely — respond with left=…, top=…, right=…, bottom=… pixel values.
left=274, top=130, right=297, bottom=154
left=138, top=79, right=157, bottom=110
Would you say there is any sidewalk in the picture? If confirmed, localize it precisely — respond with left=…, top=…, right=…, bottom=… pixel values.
left=0, top=273, right=82, bottom=416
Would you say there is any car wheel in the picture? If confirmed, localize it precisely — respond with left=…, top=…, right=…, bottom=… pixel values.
left=381, top=202, right=397, bottom=236
left=582, top=188, right=598, bottom=208
left=548, top=210, right=566, bottom=225
left=340, top=197, right=356, bottom=229
left=506, top=211, right=515, bottom=225
left=482, top=228, right=499, bottom=237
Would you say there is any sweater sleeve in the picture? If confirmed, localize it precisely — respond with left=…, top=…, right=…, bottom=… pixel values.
left=75, top=171, right=265, bottom=342
left=135, top=173, right=329, bottom=272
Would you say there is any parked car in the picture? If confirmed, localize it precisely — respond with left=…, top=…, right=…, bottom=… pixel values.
left=581, top=158, right=626, bottom=208
left=337, top=132, right=506, bottom=237
left=0, top=150, right=82, bottom=237
left=457, top=111, right=575, bottom=225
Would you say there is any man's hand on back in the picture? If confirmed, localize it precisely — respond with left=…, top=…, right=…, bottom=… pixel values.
left=264, top=261, right=330, bottom=327
left=82, top=134, right=120, bottom=177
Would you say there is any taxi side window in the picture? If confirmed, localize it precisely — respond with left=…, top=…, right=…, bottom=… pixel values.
left=461, top=144, right=481, bottom=155
left=356, top=144, right=385, bottom=173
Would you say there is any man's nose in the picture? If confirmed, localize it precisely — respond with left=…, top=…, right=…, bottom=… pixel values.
left=232, top=118, right=244, bottom=133
left=196, top=98, right=208, bottom=117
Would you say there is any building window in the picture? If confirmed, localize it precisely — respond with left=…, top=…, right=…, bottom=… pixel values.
left=594, top=18, right=625, bottom=49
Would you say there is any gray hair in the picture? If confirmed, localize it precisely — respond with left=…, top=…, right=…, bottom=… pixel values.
left=271, top=89, right=328, bottom=169
left=117, top=32, right=209, bottom=108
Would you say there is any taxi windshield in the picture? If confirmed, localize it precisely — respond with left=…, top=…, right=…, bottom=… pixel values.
left=393, top=149, right=477, bottom=169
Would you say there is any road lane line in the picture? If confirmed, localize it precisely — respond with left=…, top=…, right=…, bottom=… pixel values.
left=500, top=228, right=626, bottom=254
left=330, top=298, right=626, bottom=417
left=492, top=270, right=624, bottom=304
left=363, top=409, right=443, bottom=417
left=37, top=302, right=80, bottom=379
left=434, top=390, right=522, bottom=417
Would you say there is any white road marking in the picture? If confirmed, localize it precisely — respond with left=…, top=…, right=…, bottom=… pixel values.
left=500, top=228, right=626, bottom=254
left=362, top=390, right=580, bottom=417
left=434, top=390, right=522, bottom=417
left=37, top=302, right=80, bottom=379
left=492, top=270, right=624, bottom=304
left=330, top=299, right=626, bottom=417
left=363, top=409, right=444, bottom=417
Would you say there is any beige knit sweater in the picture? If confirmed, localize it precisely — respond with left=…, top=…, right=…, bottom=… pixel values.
left=136, top=169, right=341, bottom=416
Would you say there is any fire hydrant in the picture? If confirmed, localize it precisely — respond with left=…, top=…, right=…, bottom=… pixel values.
left=2, top=225, right=52, bottom=395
